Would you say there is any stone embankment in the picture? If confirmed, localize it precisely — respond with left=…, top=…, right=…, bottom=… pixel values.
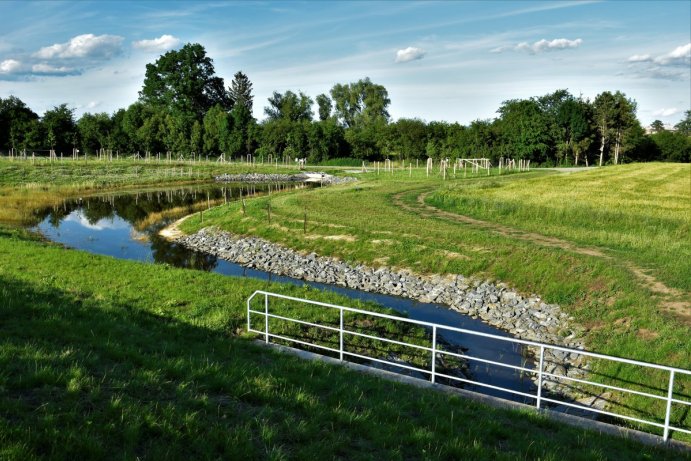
left=177, top=228, right=589, bottom=394
left=215, top=172, right=357, bottom=185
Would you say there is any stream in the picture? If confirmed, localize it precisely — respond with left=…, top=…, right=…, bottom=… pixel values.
left=32, top=183, right=537, bottom=403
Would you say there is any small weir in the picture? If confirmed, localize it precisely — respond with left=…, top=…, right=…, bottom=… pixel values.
left=33, top=184, right=536, bottom=402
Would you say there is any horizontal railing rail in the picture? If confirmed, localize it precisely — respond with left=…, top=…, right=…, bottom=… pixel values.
left=246, top=290, right=691, bottom=441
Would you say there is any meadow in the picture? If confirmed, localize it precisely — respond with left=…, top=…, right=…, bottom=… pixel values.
left=0, top=157, right=689, bottom=458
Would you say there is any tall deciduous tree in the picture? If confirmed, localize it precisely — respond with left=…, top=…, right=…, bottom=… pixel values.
left=139, top=43, right=231, bottom=119
left=264, top=91, right=313, bottom=122
left=592, top=91, right=636, bottom=165
left=330, top=78, right=390, bottom=128
left=316, top=93, right=332, bottom=121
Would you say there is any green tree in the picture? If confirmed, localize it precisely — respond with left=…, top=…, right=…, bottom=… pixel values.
left=650, top=120, right=665, bottom=133
left=330, top=78, right=390, bottom=128
left=0, top=96, right=39, bottom=152
left=390, top=118, right=428, bottom=160
left=592, top=91, right=637, bottom=165
left=651, top=131, right=691, bottom=162
left=139, top=43, right=231, bottom=119
left=674, top=110, right=691, bottom=136
left=496, top=99, right=550, bottom=163
left=227, top=72, right=256, bottom=157
left=202, top=104, right=230, bottom=156
left=264, top=91, right=313, bottom=122
left=42, top=104, right=76, bottom=154
left=228, top=71, right=253, bottom=112
left=77, top=112, right=113, bottom=155
left=316, top=93, right=332, bottom=121
left=556, top=98, right=593, bottom=165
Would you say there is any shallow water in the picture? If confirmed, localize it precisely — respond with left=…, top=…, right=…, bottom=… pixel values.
left=33, top=183, right=538, bottom=402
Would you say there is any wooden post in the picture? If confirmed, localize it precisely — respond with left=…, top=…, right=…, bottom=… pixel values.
left=267, top=202, right=272, bottom=225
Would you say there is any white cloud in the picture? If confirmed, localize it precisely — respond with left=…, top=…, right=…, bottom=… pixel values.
left=654, top=42, right=690, bottom=65
left=132, top=34, right=181, bottom=52
left=652, top=107, right=681, bottom=117
left=629, top=43, right=691, bottom=67
left=32, top=63, right=76, bottom=75
left=0, top=59, right=22, bottom=74
left=627, top=54, right=651, bottom=63
left=494, top=38, right=582, bottom=54
left=395, top=46, right=426, bottom=63
left=34, top=34, right=123, bottom=59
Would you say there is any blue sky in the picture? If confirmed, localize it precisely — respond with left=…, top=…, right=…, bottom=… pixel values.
left=0, top=1, right=689, bottom=126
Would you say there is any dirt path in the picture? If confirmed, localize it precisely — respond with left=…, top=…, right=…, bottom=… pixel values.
left=158, top=214, right=192, bottom=241
left=392, top=188, right=690, bottom=322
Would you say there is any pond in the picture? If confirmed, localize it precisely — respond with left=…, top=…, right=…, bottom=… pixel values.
left=33, top=183, right=537, bottom=402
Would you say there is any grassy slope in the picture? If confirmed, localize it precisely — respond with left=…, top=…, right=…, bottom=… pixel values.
left=2, top=229, right=684, bottom=460
left=179, top=164, right=690, bottom=436
left=429, top=163, right=690, bottom=291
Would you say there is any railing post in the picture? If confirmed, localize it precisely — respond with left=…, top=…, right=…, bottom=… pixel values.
left=247, top=296, right=251, bottom=333
left=536, top=345, right=545, bottom=409
left=664, top=370, right=675, bottom=441
left=431, top=326, right=437, bottom=384
left=264, top=293, right=269, bottom=343
left=339, top=308, right=344, bottom=361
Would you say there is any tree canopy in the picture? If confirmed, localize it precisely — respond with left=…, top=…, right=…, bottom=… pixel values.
left=139, top=43, right=231, bottom=119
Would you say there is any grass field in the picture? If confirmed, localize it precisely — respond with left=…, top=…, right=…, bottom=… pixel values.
left=429, top=163, right=691, bottom=293
left=0, top=158, right=689, bottom=457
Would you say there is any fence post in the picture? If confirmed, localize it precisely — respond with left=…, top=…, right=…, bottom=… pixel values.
left=264, top=293, right=269, bottom=343
left=339, top=308, right=344, bottom=361
left=664, top=370, right=676, bottom=441
left=431, top=325, right=437, bottom=384
left=536, top=345, right=545, bottom=409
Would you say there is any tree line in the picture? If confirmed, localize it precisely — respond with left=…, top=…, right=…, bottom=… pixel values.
left=1, top=43, right=688, bottom=164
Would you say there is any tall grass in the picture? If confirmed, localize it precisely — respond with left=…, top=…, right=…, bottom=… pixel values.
left=429, top=163, right=691, bottom=291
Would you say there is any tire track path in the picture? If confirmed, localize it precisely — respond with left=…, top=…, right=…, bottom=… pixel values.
left=392, top=188, right=690, bottom=323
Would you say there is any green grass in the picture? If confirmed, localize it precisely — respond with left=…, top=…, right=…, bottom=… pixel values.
left=179, top=164, right=691, bottom=437
left=429, top=163, right=691, bottom=292
left=0, top=227, right=686, bottom=460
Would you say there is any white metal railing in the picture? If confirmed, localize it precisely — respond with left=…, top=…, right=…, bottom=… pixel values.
left=246, top=290, right=691, bottom=441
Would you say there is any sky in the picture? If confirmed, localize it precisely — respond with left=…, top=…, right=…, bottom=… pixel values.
left=0, top=0, right=689, bottom=127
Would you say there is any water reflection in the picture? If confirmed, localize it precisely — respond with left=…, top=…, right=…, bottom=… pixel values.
left=34, top=183, right=300, bottom=270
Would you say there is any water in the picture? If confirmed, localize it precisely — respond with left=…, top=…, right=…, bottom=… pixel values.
left=33, top=184, right=537, bottom=402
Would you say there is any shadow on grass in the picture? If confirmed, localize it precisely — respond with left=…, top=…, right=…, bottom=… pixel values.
left=1, top=274, right=687, bottom=461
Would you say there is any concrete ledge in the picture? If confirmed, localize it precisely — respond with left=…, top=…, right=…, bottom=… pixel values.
left=253, top=340, right=691, bottom=453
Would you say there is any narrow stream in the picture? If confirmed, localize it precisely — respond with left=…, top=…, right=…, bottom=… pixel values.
left=32, top=184, right=537, bottom=402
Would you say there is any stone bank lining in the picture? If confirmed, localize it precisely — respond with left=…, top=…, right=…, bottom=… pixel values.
left=177, top=228, right=590, bottom=394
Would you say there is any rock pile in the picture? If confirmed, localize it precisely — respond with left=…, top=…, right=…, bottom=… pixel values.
left=177, top=228, right=589, bottom=394
left=215, top=172, right=356, bottom=185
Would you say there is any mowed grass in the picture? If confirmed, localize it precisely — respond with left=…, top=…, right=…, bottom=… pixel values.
left=3, top=228, right=685, bottom=460
left=429, top=163, right=691, bottom=292
left=181, top=165, right=690, bottom=437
